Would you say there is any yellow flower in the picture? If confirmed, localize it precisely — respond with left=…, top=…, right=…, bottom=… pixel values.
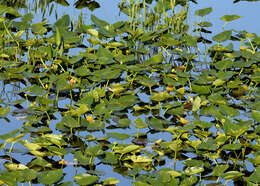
left=240, top=45, right=247, bottom=51
left=59, top=160, right=69, bottom=165
left=176, top=48, right=183, bottom=52
left=30, top=101, right=37, bottom=107
left=166, top=86, right=174, bottom=92
left=179, top=117, right=189, bottom=125
left=87, top=115, right=94, bottom=123
left=69, top=78, right=77, bottom=85
left=242, top=86, right=249, bottom=91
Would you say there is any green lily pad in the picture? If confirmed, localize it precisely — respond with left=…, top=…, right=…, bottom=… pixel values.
left=220, top=14, right=242, bottom=22
left=195, top=7, right=213, bottom=17
left=118, top=95, right=139, bottom=107
left=198, top=21, right=213, bottom=27
left=129, top=155, right=153, bottom=163
left=133, top=181, right=152, bottom=186
left=144, top=54, right=163, bottom=65
left=166, top=105, right=184, bottom=115
left=38, top=169, right=64, bottom=185
left=96, top=46, right=114, bottom=64
left=16, top=169, right=37, bottom=182
left=86, top=145, right=102, bottom=156
left=212, top=164, right=229, bottom=176
left=0, top=107, right=11, bottom=118
left=99, top=151, right=118, bottom=165
left=134, top=118, right=147, bottom=129
left=91, top=15, right=116, bottom=37
left=0, top=172, right=18, bottom=186
left=184, top=166, right=204, bottom=176
left=75, top=173, right=99, bottom=185
left=75, top=65, right=91, bottom=76
left=193, top=120, right=213, bottom=129
left=192, top=84, right=211, bottom=95
left=27, top=157, right=52, bottom=168
left=184, top=159, right=204, bottom=167
left=107, top=132, right=131, bottom=141
left=87, top=120, right=105, bottom=131
left=59, top=182, right=74, bottom=186
left=222, top=171, right=244, bottom=180
left=61, top=114, right=80, bottom=128
left=192, top=96, right=201, bottom=112
left=197, top=138, right=218, bottom=151
left=31, top=21, right=48, bottom=35
left=181, top=176, right=198, bottom=185
left=43, top=134, right=67, bottom=146
left=74, top=151, right=92, bottom=166
left=223, top=120, right=250, bottom=137
left=252, top=110, right=260, bottom=122
left=150, top=92, right=172, bottom=102
left=94, top=102, right=108, bottom=115
left=4, top=162, right=28, bottom=171
left=213, top=30, right=232, bottom=43
left=117, top=118, right=131, bottom=128
left=6, top=133, right=24, bottom=145
left=219, top=104, right=240, bottom=117
left=118, top=144, right=140, bottom=155
left=208, top=94, right=226, bottom=104
left=0, top=129, right=20, bottom=140
left=103, top=177, right=120, bottom=185
left=248, top=166, right=260, bottom=184
left=46, top=145, right=67, bottom=156
left=222, top=143, right=242, bottom=150
left=147, top=117, right=165, bottom=130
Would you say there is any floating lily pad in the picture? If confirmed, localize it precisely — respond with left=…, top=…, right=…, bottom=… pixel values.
left=195, top=7, right=213, bottom=17
left=4, top=162, right=28, bottom=171
left=222, top=171, right=244, bottom=180
left=107, top=132, right=131, bottom=141
left=184, top=166, right=204, bottom=176
left=103, top=177, right=120, bottom=185
left=248, top=166, right=260, bottom=184
left=75, top=173, right=99, bottom=185
left=220, top=14, right=242, bottom=22
left=222, top=143, right=242, bottom=150
left=61, top=114, right=80, bottom=128
left=150, top=92, right=172, bottom=102
left=197, top=138, right=218, bottom=151
left=38, top=169, right=64, bottom=185
left=213, top=30, right=232, bottom=43
left=192, top=84, right=211, bottom=95
left=212, top=164, right=229, bottom=176
left=16, top=169, right=37, bottom=183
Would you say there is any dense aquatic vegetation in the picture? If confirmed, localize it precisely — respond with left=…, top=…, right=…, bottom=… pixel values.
left=0, top=0, right=259, bottom=185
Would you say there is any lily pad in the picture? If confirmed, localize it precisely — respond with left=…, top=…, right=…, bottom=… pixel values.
left=248, top=166, right=260, bottom=184
left=220, top=14, right=242, bottom=22
left=75, top=173, right=99, bottom=185
left=195, top=7, right=213, bottom=17
left=38, top=169, right=64, bottom=185
left=213, top=30, right=232, bottom=43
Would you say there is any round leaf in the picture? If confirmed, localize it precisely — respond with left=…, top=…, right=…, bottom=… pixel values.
left=220, top=14, right=242, bottom=22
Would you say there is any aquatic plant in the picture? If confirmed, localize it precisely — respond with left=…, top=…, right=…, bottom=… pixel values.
left=0, top=0, right=259, bottom=185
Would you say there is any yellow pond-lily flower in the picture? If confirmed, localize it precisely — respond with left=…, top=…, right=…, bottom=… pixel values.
left=87, top=115, right=94, bottom=123
left=179, top=117, right=189, bottom=125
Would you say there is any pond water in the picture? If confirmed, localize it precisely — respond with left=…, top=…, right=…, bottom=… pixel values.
left=0, top=0, right=259, bottom=185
